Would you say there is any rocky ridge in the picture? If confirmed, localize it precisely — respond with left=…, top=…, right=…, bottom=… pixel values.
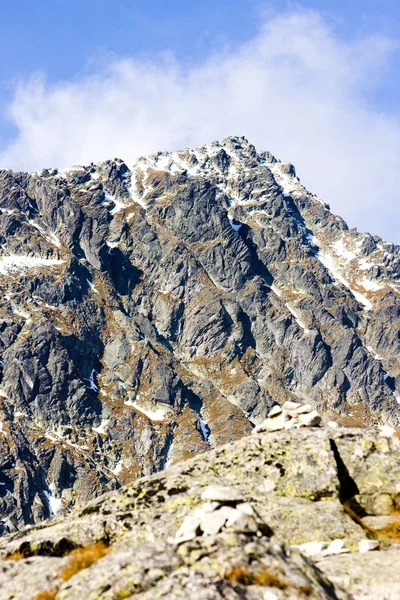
left=0, top=421, right=400, bottom=599
left=1, top=136, right=400, bottom=532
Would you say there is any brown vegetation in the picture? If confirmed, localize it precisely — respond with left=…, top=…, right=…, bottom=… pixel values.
left=5, top=549, right=26, bottom=561
left=33, top=590, right=56, bottom=600
left=222, top=563, right=313, bottom=596
left=58, top=541, right=110, bottom=582
left=223, top=564, right=288, bottom=588
left=370, top=519, right=400, bottom=540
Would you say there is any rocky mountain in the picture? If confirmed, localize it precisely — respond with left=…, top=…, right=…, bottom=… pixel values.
left=1, top=135, right=400, bottom=534
left=1, top=421, right=400, bottom=600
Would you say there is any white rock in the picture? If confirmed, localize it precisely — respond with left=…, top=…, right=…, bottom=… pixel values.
left=199, top=501, right=220, bottom=513
left=379, top=425, right=395, bottom=437
left=236, top=502, right=255, bottom=516
left=327, top=421, right=340, bottom=429
left=225, top=509, right=258, bottom=533
left=256, top=412, right=291, bottom=433
left=259, top=479, right=276, bottom=493
left=281, top=401, right=301, bottom=411
left=268, top=405, right=283, bottom=417
left=296, top=541, right=329, bottom=557
left=173, top=514, right=202, bottom=543
left=263, top=592, right=279, bottom=600
left=298, top=410, right=322, bottom=427
left=358, top=539, right=379, bottom=553
left=321, top=539, right=350, bottom=556
left=201, top=485, right=243, bottom=502
left=200, top=506, right=233, bottom=535
left=295, top=404, right=313, bottom=414
left=261, top=417, right=286, bottom=432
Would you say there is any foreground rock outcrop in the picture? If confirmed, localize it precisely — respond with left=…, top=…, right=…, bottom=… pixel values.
left=1, top=136, right=400, bottom=530
left=0, top=425, right=399, bottom=599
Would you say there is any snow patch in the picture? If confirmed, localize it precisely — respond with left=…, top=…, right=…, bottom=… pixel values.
left=0, top=255, right=65, bottom=275
left=193, top=406, right=212, bottom=448
left=164, top=439, right=175, bottom=470
left=314, top=240, right=373, bottom=310
left=44, top=485, right=62, bottom=517
left=111, top=459, right=123, bottom=475
left=87, top=369, right=99, bottom=392
left=285, top=303, right=310, bottom=332
left=359, top=258, right=375, bottom=270
left=366, top=346, right=382, bottom=361
left=360, top=278, right=384, bottom=292
left=228, top=217, right=242, bottom=232
left=11, top=305, right=31, bottom=321
left=92, top=419, right=109, bottom=435
left=270, top=284, right=282, bottom=297
left=199, top=417, right=210, bottom=442
left=268, top=161, right=324, bottom=203
left=103, top=190, right=126, bottom=215
left=332, top=238, right=357, bottom=261
left=86, top=279, right=99, bottom=294
left=126, top=167, right=149, bottom=208
left=128, top=400, right=168, bottom=421
left=0, top=422, right=6, bottom=437
left=28, top=220, right=61, bottom=248
left=44, top=430, right=89, bottom=451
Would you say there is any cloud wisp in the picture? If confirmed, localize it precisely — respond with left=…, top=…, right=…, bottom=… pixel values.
left=1, top=10, right=400, bottom=241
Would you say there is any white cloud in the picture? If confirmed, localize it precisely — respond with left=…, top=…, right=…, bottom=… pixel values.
left=1, top=10, right=400, bottom=242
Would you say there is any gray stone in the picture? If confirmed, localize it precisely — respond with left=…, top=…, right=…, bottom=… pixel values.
left=201, top=486, right=244, bottom=503
left=269, top=405, right=283, bottom=417
left=298, top=410, right=322, bottom=427
left=317, top=550, right=400, bottom=600
left=0, top=425, right=398, bottom=598
left=358, top=539, right=380, bottom=553
left=199, top=506, right=233, bottom=535
left=225, top=508, right=259, bottom=533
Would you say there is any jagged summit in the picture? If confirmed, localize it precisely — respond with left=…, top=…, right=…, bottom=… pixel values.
left=0, top=136, right=400, bottom=533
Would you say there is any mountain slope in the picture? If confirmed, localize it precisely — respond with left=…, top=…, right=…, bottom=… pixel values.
left=0, top=135, right=399, bottom=532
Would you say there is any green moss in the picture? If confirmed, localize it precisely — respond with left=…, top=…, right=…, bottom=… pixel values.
left=116, top=589, right=131, bottom=599
left=166, top=496, right=198, bottom=510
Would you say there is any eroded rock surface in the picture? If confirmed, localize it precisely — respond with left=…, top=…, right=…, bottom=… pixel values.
left=1, top=136, right=400, bottom=531
left=0, top=426, right=400, bottom=599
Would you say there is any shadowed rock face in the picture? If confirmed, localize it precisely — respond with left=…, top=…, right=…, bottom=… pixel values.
left=0, top=135, right=400, bottom=532
left=0, top=426, right=400, bottom=600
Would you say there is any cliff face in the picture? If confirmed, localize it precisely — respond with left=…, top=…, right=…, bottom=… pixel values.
left=1, top=424, right=400, bottom=600
left=1, top=135, right=400, bottom=532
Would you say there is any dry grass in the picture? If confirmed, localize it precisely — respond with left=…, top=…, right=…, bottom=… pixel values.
left=33, top=590, right=56, bottom=600
left=58, top=541, right=110, bottom=582
left=342, top=500, right=366, bottom=526
left=223, top=564, right=288, bottom=588
left=370, top=519, right=400, bottom=540
left=5, top=549, right=26, bottom=561
left=222, top=564, right=312, bottom=595
left=343, top=500, right=400, bottom=541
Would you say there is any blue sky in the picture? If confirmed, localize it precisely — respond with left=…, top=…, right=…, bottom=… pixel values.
left=1, top=1, right=400, bottom=240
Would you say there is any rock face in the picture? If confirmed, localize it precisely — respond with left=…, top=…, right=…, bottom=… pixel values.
left=1, top=136, right=400, bottom=532
left=0, top=425, right=400, bottom=599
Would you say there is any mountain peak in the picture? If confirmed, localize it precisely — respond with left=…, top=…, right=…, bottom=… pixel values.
left=0, top=137, right=399, bottom=535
